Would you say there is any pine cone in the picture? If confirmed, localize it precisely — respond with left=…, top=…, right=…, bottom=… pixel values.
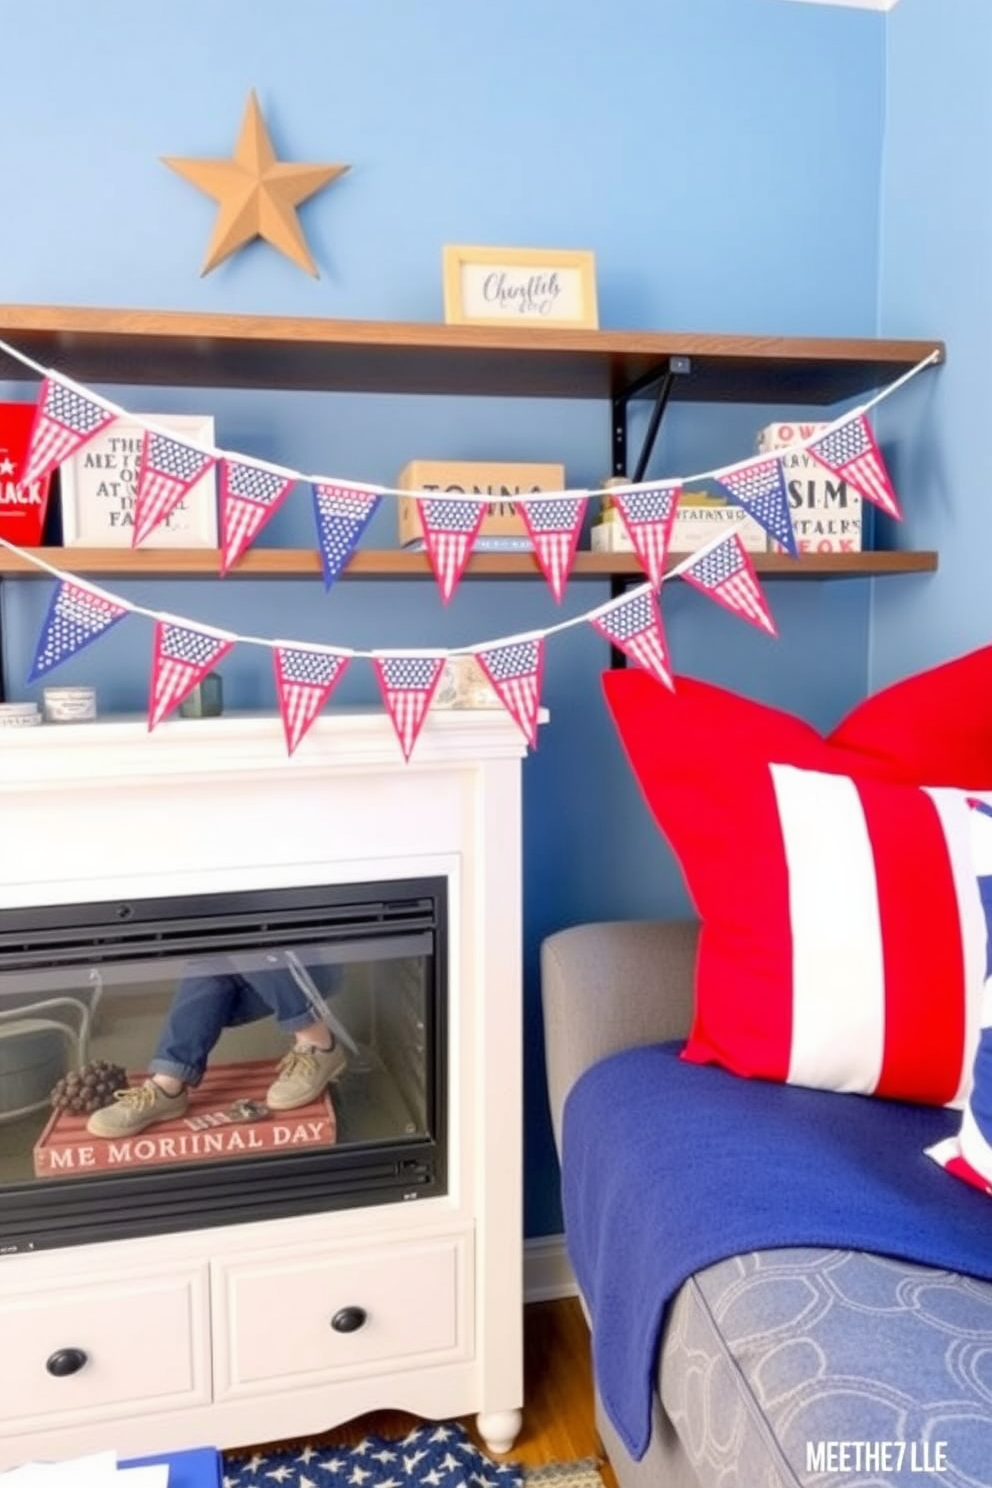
left=51, top=1060, right=129, bottom=1115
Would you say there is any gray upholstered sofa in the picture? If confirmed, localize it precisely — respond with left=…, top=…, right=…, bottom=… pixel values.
left=541, top=919, right=992, bottom=1488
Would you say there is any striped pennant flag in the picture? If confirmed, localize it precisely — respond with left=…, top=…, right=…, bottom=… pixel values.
left=28, top=579, right=129, bottom=681
left=475, top=638, right=544, bottom=747
left=610, top=483, right=681, bottom=589
left=273, top=645, right=349, bottom=756
left=418, top=496, right=487, bottom=603
left=808, top=414, right=902, bottom=519
left=517, top=494, right=587, bottom=602
left=678, top=533, right=777, bottom=636
left=710, top=458, right=798, bottom=557
left=20, top=376, right=116, bottom=489
left=148, top=619, right=234, bottom=730
left=590, top=588, right=673, bottom=689
left=372, top=654, right=445, bottom=762
left=220, top=459, right=295, bottom=574
left=133, top=430, right=217, bottom=547
left=311, top=482, right=380, bottom=590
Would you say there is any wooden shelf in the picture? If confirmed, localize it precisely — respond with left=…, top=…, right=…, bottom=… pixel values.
left=0, top=547, right=939, bottom=581
left=0, top=305, right=944, bottom=405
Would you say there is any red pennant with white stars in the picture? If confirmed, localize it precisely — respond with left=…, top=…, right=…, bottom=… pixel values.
left=134, top=431, right=217, bottom=547
left=518, top=494, right=587, bottom=602
left=418, top=496, right=487, bottom=603
left=20, top=376, right=116, bottom=489
left=590, top=588, right=673, bottom=689
left=220, top=459, right=295, bottom=574
left=273, top=645, right=349, bottom=756
left=475, top=638, right=545, bottom=747
left=372, top=654, right=445, bottom=761
left=610, top=484, right=681, bottom=590
left=148, top=620, right=234, bottom=729
left=678, top=533, right=776, bottom=635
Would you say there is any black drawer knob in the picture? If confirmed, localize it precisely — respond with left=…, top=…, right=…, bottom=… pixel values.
left=46, top=1347, right=88, bottom=1377
left=330, top=1306, right=367, bottom=1334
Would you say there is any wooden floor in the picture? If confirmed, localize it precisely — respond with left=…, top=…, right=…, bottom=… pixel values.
left=235, top=1297, right=616, bottom=1483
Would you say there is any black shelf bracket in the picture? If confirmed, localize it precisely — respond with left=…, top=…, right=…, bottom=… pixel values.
left=610, top=355, right=692, bottom=481
left=606, top=356, right=691, bottom=668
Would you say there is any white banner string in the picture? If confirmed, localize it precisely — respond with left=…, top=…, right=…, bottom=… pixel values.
left=0, top=336, right=942, bottom=505
left=0, top=526, right=720, bottom=662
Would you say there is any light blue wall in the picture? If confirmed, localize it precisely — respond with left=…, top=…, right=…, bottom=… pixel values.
left=0, top=0, right=887, bottom=1237
left=873, top=0, right=992, bottom=686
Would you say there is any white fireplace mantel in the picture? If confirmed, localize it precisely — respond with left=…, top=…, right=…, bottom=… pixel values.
left=0, top=707, right=535, bottom=1466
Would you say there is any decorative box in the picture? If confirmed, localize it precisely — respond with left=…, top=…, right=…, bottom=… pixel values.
left=757, top=420, right=863, bottom=553
left=432, top=656, right=501, bottom=710
left=397, top=459, right=565, bottom=547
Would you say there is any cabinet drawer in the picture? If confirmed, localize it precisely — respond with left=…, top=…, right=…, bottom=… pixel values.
left=215, top=1233, right=472, bottom=1396
left=0, top=1265, right=210, bottom=1428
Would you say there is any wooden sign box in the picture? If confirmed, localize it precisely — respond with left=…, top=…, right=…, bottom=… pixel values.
left=397, top=459, right=565, bottom=546
left=34, top=1059, right=336, bottom=1179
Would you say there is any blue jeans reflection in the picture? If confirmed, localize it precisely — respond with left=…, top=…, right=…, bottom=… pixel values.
left=148, top=952, right=339, bottom=1088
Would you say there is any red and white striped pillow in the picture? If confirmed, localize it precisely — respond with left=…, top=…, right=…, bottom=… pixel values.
left=603, top=656, right=992, bottom=1106
left=682, top=763, right=986, bottom=1104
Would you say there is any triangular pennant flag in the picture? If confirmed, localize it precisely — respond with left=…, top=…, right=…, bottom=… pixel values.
left=610, top=483, right=681, bottom=589
left=709, top=458, right=798, bottom=557
left=474, top=638, right=545, bottom=747
left=311, top=482, right=381, bottom=589
left=273, top=644, right=350, bottom=756
left=590, top=588, right=673, bottom=690
left=807, top=414, right=902, bottom=519
left=517, top=494, right=587, bottom=602
left=220, top=459, right=295, bottom=574
left=372, top=654, right=445, bottom=762
left=418, top=496, right=487, bottom=603
left=28, top=579, right=129, bottom=681
left=19, top=376, right=116, bottom=490
left=678, top=533, right=777, bottom=635
left=148, top=620, right=234, bottom=730
left=133, top=430, right=218, bottom=547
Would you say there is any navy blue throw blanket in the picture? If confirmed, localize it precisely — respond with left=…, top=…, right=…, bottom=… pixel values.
left=562, top=1042, right=992, bottom=1463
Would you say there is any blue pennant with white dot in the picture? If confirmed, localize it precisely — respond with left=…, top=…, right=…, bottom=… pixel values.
left=222, top=1422, right=523, bottom=1488
left=28, top=579, right=129, bottom=681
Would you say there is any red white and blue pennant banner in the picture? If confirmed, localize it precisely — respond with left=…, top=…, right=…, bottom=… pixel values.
left=10, top=362, right=920, bottom=607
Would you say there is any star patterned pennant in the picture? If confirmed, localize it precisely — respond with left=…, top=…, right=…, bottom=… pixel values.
left=148, top=620, right=234, bottom=730
left=517, top=494, right=588, bottom=602
left=590, top=587, right=673, bottom=689
left=418, top=496, right=487, bottom=603
left=609, top=483, right=681, bottom=589
left=19, top=376, right=116, bottom=489
left=311, top=482, right=381, bottom=589
left=678, top=533, right=777, bottom=635
left=807, top=413, right=902, bottom=519
left=372, top=654, right=445, bottom=761
left=709, top=458, right=798, bottom=557
left=28, top=579, right=129, bottom=681
left=133, top=430, right=218, bottom=547
left=220, top=459, right=295, bottom=574
left=475, top=638, right=545, bottom=746
left=221, top=1420, right=524, bottom=1488
left=273, top=644, right=349, bottom=755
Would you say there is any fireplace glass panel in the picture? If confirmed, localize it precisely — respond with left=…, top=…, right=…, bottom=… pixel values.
left=0, top=878, right=447, bottom=1253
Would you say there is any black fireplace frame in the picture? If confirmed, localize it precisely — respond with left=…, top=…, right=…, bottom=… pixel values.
left=0, top=875, right=448, bottom=1256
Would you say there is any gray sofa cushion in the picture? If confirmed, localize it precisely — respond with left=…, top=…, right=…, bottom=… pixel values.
left=662, top=1247, right=992, bottom=1487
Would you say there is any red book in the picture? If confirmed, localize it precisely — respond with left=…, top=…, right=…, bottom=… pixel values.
left=0, top=400, right=52, bottom=546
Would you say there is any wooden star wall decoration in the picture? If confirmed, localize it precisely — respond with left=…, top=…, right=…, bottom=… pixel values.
left=162, top=90, right=349, bottom=277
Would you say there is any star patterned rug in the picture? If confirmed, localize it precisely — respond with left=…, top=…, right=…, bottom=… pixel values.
left=223, top=1422, right=525, bottom=1488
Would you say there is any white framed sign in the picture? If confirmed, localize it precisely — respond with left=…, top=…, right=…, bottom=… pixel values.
left=59, top=412, right=219, bottom=548
left=442, top=245, right=599, bottom=330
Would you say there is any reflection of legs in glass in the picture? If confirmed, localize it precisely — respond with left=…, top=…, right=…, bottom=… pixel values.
left=86, top=957, right=347, bottom=1137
